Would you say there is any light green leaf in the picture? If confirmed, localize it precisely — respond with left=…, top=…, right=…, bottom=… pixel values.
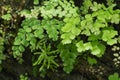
left=61, top=23, right=72, bottom=32
left=81, top=20, right=86, bottom=27
left=85, top=14, right=92, bottom=20
left=34, top=29, right=44, bottom=39
left=108, top=73, right=120, bottom=80
left=71, top=27, right=80, bottom=35
left=76, top=41, right=85, bottom=52
left=111, top=14, right=120, bottom=24
left=30, top=38, right=37, bottom=46
left=21, top=39, right=29, bottom=47
left=26, top=33, right=34, bottom=41
left=1, top=14, right=12, bottom=20
left=12, top=46, right=18, bottom=51
left=91, top=41, right=105, bottom=57
left=88, top=34, right=101, bottom=41
left=63, top=65, right=73, bottom=74
left=34, top=0, right=39, bottom=5
left=20, top=9, right=31, bottom=18
left=118, top=36, right=120, bottom=43
left=107, top=38, right=117, bottom=45
left=14, top=38, right=21, bottom=45
left=93, top=21, right=106, bottom=28
left=32, top=25, right=39, bottom=30
left=102, top=29, right=118, bottom=42
left=62, top=39, right=71, bottom=44
left=97, top=15, right=106, bottom=23
left=61, top=33, right=73, bottom=44
left=25, top=27, right=32, bottom=33
left=90, top=2, right=102, bottom=11
left=84, top=42, right=92, bottom=50
left=91, top=45, right=101, bottom=55
left=46, top=27, right=58, bottom=41
left=19, top=45, right=25, bottom=52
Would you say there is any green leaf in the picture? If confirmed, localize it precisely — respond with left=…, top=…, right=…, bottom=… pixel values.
left=63, top=64, right=73, bottom=74
left=25, top=27, right=32, bottom=33
left=111, top=14, right=120, bottom=24
left=81, top=29, right=91, bottom=36
left=91, top=45, right=101, bottom=55
left=96, top=12, right=106, bottom=22
left=108, top=73, right=120, bottom=80
left=61, top=17, right=80, bottom=44
left=32, top=25, right=39, bottom=30
left=84, top=42, right=92, bottom=50
left=61, top=23, right=72, bottom=32
left=61, top=33, right=75, bottom=44
left=62, top=39, right=72, bottom=44
left=21, top=39, right=29, bottom=47
left=1, top=14, right=12, bottom=20
left=90, top=2, right=102, bottom=11
left=93, top=21, right=106, bottom=28
left=30, top=38, right=37, bottom=46
left=81, top=20, right=86, bottom=27
left=106, top=0, right=115, bottom=6
left=14, top=38, right=21, bottom=45
left=88, top=34, right=101, bottom=41
left=34, top=0, right=39, bottom=5
left=107, top=38, right=117, bottom=45
left=87, top=57, right=97, bottom=65
left=118, top=36, right=120, bottom=43
left=19, top=45, right=25, bottom=52
left=85, top=14, right=92, bottom=20
left=102, top=29, right=118, bottom=42
left=34, top=29, right=44, bottom=39
left=71, top=27, right=80, bottom=35
left=76, top=41, right=85, bottom=52
left=26, top=33, right=34, bottom=41
left=42, top=19, right=61, bottom=41
left=91, top=41, right=105, bottom=57
left=20, top=9, right=31, bottom=17
left=80, top=0, right=92, bottom=14
left=13, top=50, right=21, bottom=58
left=33, top=52, right=44, bottom=66
left=58, top=44, right=78, bottom=74
left=46, top=27, right=58, bottom=41
left=12, top=46, right=18, bottom=51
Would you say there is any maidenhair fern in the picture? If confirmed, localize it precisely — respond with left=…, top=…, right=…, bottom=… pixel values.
left=12, top=0, right=120, bottom=75
left=108, top=73, right=120, bottom=80
left=41, top=19, right=64, bottom=41
left=12, top=18, right=43, bottom=59
left=75, top=2, right=120, bottom=56
left=76, top=40, right=105, bottom=57
left=58, top=43, right=79, bottom=73
left=61, top=17, right=80, bottom=44
left=80, top=0, right=93, bottom=14
left=39, top=0, right=79, bottom=19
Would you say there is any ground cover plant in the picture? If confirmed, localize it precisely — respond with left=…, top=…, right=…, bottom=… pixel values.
left=0, top=0, right=120, bottom=80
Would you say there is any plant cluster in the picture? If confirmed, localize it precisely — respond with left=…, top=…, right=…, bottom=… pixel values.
left=0, top=4, right=12, bottom=65
left=11, top=0, right=120, bottom=75
left=13, top=0, right=80, bottom=74
left=108, top=73, right=120, bottom=80
left=0, top=0, right=120, bottom=79
left=19, top=73, right=28, bottom=80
